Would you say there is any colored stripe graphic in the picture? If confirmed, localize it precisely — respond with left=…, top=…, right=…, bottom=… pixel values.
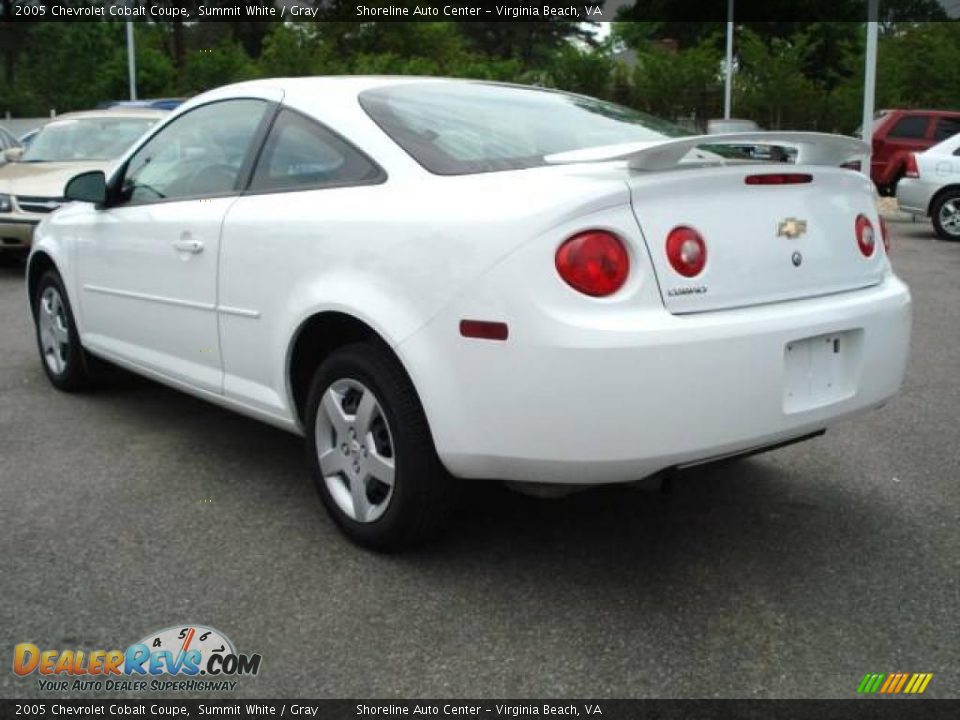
left=857, top=672, right=932, bottom=694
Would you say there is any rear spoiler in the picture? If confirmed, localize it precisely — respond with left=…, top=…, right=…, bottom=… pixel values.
left=544, top=132, right=869, bottom=171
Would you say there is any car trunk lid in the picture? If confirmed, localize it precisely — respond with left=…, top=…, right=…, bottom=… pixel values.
left=547, top=133, right=885, bottom=314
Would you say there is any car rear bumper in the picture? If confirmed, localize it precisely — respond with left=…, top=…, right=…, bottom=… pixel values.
left=896, top=178, right=937, bottom=216
left=0, top=217, right=38, bottom=252
left=399, top=274, right=912, bottom=485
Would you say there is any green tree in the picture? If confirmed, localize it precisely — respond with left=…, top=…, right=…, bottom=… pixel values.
left=180, top=38, right=259, bottom=95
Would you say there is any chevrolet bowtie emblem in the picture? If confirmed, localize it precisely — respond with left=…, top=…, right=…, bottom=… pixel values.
left=778, top=218, right=808, bottom=239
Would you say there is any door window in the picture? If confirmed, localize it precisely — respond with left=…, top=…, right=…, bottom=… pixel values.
left=934, top=117, right=960, bottom=142
left=887, top=115, right=929, bottom=140
left=248, top=109, right=384, bottom=193
left=121, top=99, right=268, bottom=204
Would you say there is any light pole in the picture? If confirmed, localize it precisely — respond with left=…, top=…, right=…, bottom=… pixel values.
left=723, top=0, right=734, bottom=119
left=861, top=0, right=879, bottom=169
left=126, top=20, right=137, bottom=101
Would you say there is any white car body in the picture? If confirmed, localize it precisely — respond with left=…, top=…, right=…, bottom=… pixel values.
left=28, top=77, right=911, bottom=489
left=897, top=132, right=960, bottom=234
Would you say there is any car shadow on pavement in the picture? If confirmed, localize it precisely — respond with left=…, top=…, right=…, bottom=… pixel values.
left=66, top=360, right=902, bottom=605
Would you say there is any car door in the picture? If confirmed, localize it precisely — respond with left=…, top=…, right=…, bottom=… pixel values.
left=75, top=98, right=273, bottom=393
left=874, top=114, right=931, bottom=182
left=217, top=108, right=386, bottom=416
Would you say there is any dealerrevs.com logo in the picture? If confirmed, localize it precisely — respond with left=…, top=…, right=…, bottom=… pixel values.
left=13, top=625, right=262, bottom=693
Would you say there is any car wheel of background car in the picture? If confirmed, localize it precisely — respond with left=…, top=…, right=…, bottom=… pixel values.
left=881, top=171, right=904, bottom=198
left=33, top=270, right=95, bottom=391
left=0, top=251, right=25, bottom=267
left=931, top=190, right=960, bottom=241
left=305, top=341, right=460, bottom=551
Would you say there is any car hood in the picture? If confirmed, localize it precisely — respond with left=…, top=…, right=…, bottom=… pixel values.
left=0, top=160, right=114, bottom=197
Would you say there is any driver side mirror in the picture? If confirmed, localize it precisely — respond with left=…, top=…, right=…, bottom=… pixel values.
left=64, top=170, right=107, bottom=204
left=3, top=147, right=22, bottom=163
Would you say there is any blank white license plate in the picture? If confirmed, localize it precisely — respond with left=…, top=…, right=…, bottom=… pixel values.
left=783, top=330, right=862, bottom=413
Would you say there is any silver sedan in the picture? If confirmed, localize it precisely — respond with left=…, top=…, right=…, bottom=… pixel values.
left=897, top=132, right=960, bottom=241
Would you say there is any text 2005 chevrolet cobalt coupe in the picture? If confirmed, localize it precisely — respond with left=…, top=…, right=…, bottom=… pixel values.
left=27, top=77, right=911, bottom=549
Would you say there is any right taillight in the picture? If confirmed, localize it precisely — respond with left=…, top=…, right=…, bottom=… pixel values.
left=904, top=153, right=919, bottom=179
left=666, top=226, right=707, bottom=277
left=856, top=214, right=876, bottom=257
left=555, top=230, right=629, bottom=297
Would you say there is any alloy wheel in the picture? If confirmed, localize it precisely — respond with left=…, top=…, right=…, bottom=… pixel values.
left=314, top=378, right=396, bottom=523
left=38, top=286, right=70, bottom=375
left=938, top=199, right=960, bottom=237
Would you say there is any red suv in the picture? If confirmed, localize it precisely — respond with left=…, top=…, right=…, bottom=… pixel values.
left=870, top=109, right=960, bottom=195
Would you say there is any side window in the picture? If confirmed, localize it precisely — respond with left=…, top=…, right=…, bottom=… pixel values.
left=887, top=115, right=929, bottom=140
left=121, top=99, right=268, bottom=204
left=248, top=109, right=384, bottom=193
left=934, top=117, right=960, bottom=142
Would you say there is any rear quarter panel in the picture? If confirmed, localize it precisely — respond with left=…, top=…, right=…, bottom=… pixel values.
left=216, top=166, right=630, bottom=424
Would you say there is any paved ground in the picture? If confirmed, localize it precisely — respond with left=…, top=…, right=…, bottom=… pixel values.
left=0, top=219, right=957, bottom=700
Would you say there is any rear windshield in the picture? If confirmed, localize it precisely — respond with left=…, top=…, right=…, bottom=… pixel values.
left=359, top=82, right=691, bottom=175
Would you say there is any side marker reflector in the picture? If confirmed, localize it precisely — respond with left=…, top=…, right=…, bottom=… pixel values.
left=459, top=320, right=509, bottom=341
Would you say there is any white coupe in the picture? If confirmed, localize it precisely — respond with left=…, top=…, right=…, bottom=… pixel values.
left=27, top=77, right=912, bottom=549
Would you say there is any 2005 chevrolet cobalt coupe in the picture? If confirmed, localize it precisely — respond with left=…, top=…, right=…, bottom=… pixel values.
left=27, top=77, right=911, bottom=549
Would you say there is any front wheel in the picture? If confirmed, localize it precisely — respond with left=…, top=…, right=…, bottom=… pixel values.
left=304, top=342, right=459, bottom=550
left=931, top=190, right=960, bottom=241
left=33, top=270, right=94, bottom=391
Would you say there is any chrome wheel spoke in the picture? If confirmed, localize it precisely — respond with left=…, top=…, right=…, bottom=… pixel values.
left=349, top=474, right=374, bottom=523
left=353, top=390, right=377, bottom=438
left=364, top=451, right=395, bottom=487
left=321, top=388, right=350, bottom=436
left=317, top=447, right=348, bottom=478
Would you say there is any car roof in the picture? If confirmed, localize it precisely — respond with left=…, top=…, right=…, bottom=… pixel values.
left=46, top=108, right=169, bottom=122
left=887, top=108, right=960, bottom=116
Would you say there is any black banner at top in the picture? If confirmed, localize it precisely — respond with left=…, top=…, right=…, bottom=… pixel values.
left=1, top=0, right=958, bottom=22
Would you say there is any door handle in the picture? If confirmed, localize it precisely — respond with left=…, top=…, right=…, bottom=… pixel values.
left=172, top=238, right=204, bottom=254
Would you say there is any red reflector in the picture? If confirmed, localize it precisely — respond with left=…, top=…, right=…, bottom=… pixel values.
left=744, top=173, right=813, bottom=185
left=459, top=320, right=509, bottom=341
left=855, top=214, right=876, bottom=257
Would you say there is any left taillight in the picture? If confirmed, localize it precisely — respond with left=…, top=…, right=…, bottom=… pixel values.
left=904, top=153, right=920, bottom=179
left=555, top=230, right=629, bottom=297
left=856, top=214, right=876, bottom=257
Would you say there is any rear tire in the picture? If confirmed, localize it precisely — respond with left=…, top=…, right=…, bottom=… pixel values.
left=33, top=270, right=95, bottom=391
left=931, top=190, right=960, bottom=242
left=304, top=341, right=459, bottom=551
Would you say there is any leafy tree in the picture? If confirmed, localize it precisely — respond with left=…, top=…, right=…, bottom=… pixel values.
left=180, top=38, right=258, bottom=95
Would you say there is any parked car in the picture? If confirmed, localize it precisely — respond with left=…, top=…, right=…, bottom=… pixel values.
left=0, top=108, right=164, bottom=262
left=0, top=124, right=21, bottom=166
left=96, top=98, right=186, bottom=111
left=707, top=118, right=761, bottom=135
left=19, top=128, right=40, bottom=148
left=27, top=78, right=911, bottom=549
left=869, top=108, right=960, bottom=195
left=896, top=131, right=960, bottom=241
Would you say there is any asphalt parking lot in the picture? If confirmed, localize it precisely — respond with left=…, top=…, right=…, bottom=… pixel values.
left=1, top=218, right=957, bottom=700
